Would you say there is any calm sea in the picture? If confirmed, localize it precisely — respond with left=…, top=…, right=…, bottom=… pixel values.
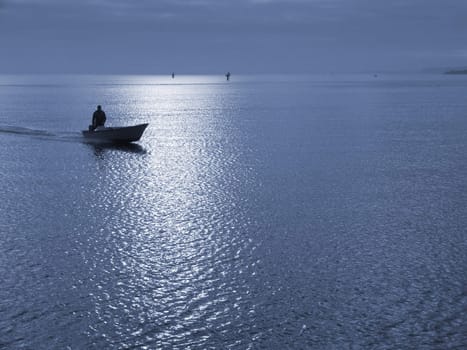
left=1, top=74, right=466, bottom=349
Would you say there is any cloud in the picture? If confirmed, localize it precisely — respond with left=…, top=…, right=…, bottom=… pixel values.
left=1, top=0, right=467, bottom=73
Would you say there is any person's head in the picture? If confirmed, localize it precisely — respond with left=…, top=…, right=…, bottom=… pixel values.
left=97, top=105, right=102, bottom=110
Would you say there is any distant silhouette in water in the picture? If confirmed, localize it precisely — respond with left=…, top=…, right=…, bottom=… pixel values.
left=225, top=72, right=231, bottom=81
left=172, top=72, right=175, bottom=79
left=90, top=105, right=106, bottom=131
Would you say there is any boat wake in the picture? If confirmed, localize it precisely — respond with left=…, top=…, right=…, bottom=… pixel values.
left=0, top=125, right=82, bottom=143
left=0, top=125, right=55, bottom=136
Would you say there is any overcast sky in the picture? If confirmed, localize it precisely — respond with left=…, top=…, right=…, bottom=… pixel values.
left=0, top=0, right=466, bottom=74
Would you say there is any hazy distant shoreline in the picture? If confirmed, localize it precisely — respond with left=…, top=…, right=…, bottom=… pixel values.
left=445, top=69, right=467, bottom=75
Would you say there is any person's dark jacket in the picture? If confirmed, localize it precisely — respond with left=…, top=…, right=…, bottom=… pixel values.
left=92, top=109, right=106, bottom=129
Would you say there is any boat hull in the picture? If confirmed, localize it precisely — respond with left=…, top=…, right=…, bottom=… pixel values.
left=82, top=123, right=148, bottom=143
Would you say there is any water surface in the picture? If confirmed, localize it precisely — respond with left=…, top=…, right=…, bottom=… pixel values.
left=1, top=74, right=467, bottom=349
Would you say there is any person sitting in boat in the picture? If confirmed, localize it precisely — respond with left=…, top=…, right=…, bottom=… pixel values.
left=91, top=105, right=107, bottom=131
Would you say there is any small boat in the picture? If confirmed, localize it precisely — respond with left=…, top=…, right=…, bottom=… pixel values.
left=82, top=123, right=148, bottom=143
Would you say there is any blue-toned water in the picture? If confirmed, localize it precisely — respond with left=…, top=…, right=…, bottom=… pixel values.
left=1, top=74, right=466, bottom=349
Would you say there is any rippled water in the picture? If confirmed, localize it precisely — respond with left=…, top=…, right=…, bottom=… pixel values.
left=1, top=74, right=466, bottom=349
